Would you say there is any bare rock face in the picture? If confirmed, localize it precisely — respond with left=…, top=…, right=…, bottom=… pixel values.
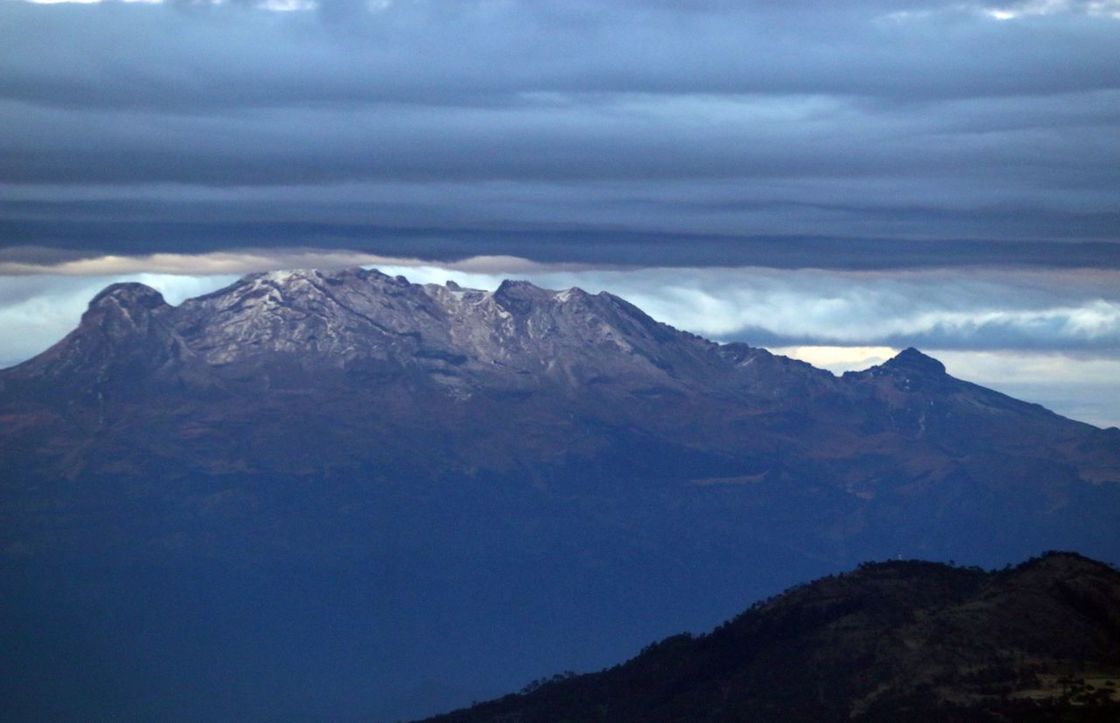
left=4, top=283, right=186, bottom=394
left=62, top=283, right=173, bottom=362
left=87, top=282, right=170, bottom=327
left=162, top=268, right=716, bottom=387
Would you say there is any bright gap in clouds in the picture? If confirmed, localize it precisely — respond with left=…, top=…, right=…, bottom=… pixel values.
left=979, top=0, right=1120, bottom=21
left=1, top=252, right=1117, bottom=428
left=767, top=346, right=900, bottom=374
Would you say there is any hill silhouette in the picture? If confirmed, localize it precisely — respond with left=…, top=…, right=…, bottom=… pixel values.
left=428, top=552, right=1120, bottom=723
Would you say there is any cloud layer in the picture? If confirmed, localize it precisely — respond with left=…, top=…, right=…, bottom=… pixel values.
left=6, top=249, right=1119, bottom=353
left=1, top=0, right=1118, bottom=262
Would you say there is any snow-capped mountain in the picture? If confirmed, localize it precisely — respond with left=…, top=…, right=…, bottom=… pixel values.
left=1, top=267, right=1118, bottom=721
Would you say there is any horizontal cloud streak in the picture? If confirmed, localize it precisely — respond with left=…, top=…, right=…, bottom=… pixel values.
left=4, top=1, right=1118, bottom=110
left=3, top=252, right=1119, bottom=364
left=1, top=0, right=1117, bottom=250
left=378, top=263, right=1120, bottom=353
left=0, top=249, right=426, bottom=276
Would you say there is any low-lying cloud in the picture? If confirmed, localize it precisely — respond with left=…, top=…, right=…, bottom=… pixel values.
left=377, top=262, right=1120, bottom=353
left=4, top=251, right=1119, bottom=357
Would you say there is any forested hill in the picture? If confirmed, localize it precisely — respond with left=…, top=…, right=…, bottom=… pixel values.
left=426, top=552, right=1120, bottom=723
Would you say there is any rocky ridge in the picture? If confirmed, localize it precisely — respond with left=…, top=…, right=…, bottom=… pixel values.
left=12, top=267, right=798, bottom=397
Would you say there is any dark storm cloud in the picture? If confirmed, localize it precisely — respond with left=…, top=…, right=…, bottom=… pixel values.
left=0, top=0, right=1118, bottom=261
left=3, top=0, right=1118, bottom=110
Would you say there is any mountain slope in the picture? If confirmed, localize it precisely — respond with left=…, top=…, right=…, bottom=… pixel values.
left=428, top=552, right=1120, bottom=723
left=1, top=267, right=1118, bottom=721
left=2, top=267, right=1115, bottom=489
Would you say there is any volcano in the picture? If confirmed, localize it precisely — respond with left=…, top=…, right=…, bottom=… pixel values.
left=1, top=268, right=1117, bottom=721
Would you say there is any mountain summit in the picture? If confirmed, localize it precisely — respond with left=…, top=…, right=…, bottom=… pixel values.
left=11, top=268, right=733, bottom=394
left=880, top=346, right=946, bottom=375
left=4, top=267, right=1114, bottom=483
left=1, top=267, right=1118, bottom=721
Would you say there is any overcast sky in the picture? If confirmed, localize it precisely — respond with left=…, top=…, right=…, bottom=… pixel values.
left=1, top=0, right=1118, bottom=425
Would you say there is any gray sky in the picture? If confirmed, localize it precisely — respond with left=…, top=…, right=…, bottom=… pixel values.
left=0, top=0, right=1117, bottom=425
left=1, top=0, right=1118, bottom=260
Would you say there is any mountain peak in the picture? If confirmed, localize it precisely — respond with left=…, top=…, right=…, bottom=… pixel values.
left=88, top=282, right=168, bottom=312
left=82, top=282, right=170, bottom=338
left=493, top=278, right=551, bottom=296
left=15, top=281, right=183, bottom=379
left=492, top=278, right=556, bottom=314
left=882, top=347, right=946, bottom=375
left=247, top=268, right=315, bottom=284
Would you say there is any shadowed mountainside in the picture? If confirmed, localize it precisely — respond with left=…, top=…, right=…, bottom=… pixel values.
left=428, top=552, right=1120, bottom=723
